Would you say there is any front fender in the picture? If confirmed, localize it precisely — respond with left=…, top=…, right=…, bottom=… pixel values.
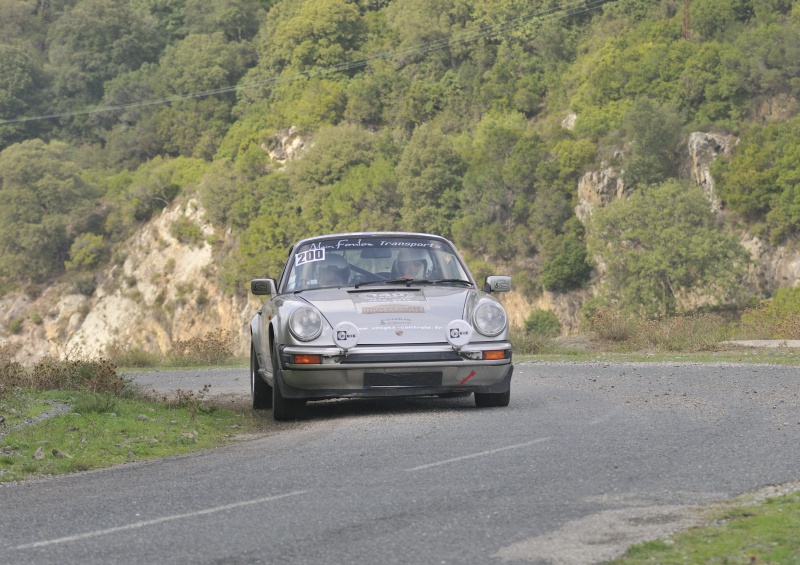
left=250, top=310, right=272, bottom=380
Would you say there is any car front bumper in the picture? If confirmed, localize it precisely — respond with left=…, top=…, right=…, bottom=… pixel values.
left=277, top=342, right=512, bottom=400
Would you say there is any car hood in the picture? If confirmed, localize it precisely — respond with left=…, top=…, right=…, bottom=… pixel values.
left=300, top=286, right=477, bottom=345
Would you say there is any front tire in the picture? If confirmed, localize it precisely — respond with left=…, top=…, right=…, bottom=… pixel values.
left=251, top=343, right=272, bottom=410
left=272, top=343, right=305, bottom=421
left=474, top=389, right=510, bottom=408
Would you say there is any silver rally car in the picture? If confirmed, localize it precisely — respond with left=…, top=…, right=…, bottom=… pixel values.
left=250, top=232, right=513, bottom=420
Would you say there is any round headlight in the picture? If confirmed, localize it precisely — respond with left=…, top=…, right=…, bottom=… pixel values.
left=288, top=307, right=323, bottom=341
left=472, top=301, right=507, bottom=337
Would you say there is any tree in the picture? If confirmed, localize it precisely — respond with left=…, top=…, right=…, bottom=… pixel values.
left=453, top=112, right=541, bottom=259
left=65, top=233, right=106, bottom=271
left=287, top=124, right=378, bottom=191
left=46, top=0, right=165, bottom=107
left=540, top=236, right=592, bottom=293
left=0, top=140, right=101, bottom=284
left=621, top=98, right=683, bottom=189
left=0, top=0, right=52, bottom=50
left=714, top=116, right=800, bottom=242
left=103, top=156, right=185, bottom=242
left=383, top=0, right=472, bottom=69
left=319, top=158, right=400, bottom=233
left=147, top=33, right=254, bottom=158
left=97, top=64, right=163, bottom=168
left=689, top=0, right=740, bottom=41
left=256, top=0, right=366, bottom=74
left=0, top=45, right=47, bottom=148
left=396, top=124, right=465, bottom=238
left=183, top=0, right=266, bottom=42
left=586, top=180, right=748, bottom=317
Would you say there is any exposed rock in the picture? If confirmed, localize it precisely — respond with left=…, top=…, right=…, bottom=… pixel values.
left=575, top=168, right=626, bottom=221
left=561, top=113, right=577, bottom=131
left=756, top=93, right=798, bottom=123
left=533, top=289, right=595, bottom=335
left=500, top=288, right=594, bottom=335
left=740, top=234, right=800, bottom=295
left=684, top=132, right=737, bottom=212
left=0, top=196, right=259, bottom=365
left=264, top=126, right=308, bottom=166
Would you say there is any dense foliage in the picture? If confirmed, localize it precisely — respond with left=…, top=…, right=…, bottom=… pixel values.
left=1, top=0, right=798, bottom=316
left=586, top=180, right=749, bottom=317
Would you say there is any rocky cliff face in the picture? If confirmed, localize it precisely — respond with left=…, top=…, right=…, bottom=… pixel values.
left=550, top=130, right=800, bottom=331
left=684, top=132, right=737, bottom=212
left=574, top=168, right=626, bottom=222
left=0, top=198, right=258, bottom=364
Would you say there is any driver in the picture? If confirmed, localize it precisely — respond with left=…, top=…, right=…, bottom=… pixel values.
left=395, top=248, right=428, bottom=280
left=317, top=254, right=350, bottom=286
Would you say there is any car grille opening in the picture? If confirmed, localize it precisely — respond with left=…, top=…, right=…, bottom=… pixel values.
left=341, top=351, right=462, bottom=364
left=364, top=372, right=443, bottom=387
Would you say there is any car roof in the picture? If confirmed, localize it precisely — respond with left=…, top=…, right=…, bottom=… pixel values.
left=292, top=232, right=453, bottom=248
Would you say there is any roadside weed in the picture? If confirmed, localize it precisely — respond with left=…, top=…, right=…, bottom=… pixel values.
left=0, top=389, right=256, bottom=483
left=609, top=491, right=800, bottom=564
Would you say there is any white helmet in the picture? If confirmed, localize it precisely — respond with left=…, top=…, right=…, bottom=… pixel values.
left=394, top=248, right=429, bottom=278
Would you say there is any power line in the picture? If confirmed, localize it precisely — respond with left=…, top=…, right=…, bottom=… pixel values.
left=0, top=0, right=612, bottom=126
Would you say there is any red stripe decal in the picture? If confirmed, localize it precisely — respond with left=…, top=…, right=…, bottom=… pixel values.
left=459, top=370, right=476, bottom=385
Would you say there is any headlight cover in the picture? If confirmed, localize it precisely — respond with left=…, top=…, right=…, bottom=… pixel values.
left=472, top=301, right=507, bottom=337
left=288, top=307, right=324, bottom=341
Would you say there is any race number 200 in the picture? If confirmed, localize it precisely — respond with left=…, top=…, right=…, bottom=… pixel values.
left=295, top=248, right=325, bottom=266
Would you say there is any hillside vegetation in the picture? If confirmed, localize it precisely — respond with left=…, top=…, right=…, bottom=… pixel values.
left=1, top=0, right=800, bottom=334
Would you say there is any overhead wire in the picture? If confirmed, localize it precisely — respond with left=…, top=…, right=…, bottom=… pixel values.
left=0, top=0, right=613, bottom=125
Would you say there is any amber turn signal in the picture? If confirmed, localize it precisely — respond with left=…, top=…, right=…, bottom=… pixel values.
left=293, top=354, right=322, bottom=364
left=482, top=350, right=507, bottom=361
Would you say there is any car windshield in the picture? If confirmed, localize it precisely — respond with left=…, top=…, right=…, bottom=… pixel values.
left=283, top=236, right=472, bottom=292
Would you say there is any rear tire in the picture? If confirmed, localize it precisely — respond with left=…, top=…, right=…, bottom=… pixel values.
left=474, top=389, right=510, bottom=408
left=251, top=343, right=272, bottom=410
left=272, top=343, right=305, bottom=421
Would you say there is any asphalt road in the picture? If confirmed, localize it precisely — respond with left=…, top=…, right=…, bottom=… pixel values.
left=1, top=361, right=799, bottom=565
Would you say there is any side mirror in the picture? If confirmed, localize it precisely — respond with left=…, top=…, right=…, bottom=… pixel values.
left=484, top=275, right=511, bottom=293
left=251, top=278, right=277, bottom=296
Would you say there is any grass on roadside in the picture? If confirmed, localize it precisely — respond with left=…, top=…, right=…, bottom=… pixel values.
left=608, top=490, right=800, bottom=564
left=513, top=306, right=800, bottom=364
left=0, top=388, right=258, bottom=483
left=0, top=341, right=259, bottom=483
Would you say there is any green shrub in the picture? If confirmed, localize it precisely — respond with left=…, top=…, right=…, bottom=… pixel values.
left=524, top=309, right=561, bottom=337
left=0, top=342, right=27, bottom=397
left=65, top=233, right=106, bottom=271
left=74, top=274, right=97, bottom=297
left=29, top=354, right=125, bottom=394
left=2, top=345, right=127, bottom=397
left=71, top=392, right=119, bottom=414
left=584, top=305, right=730, bottom=351
left=169, top=217, right=204, bottom=247
left=106, top=344, right=162, bottom=368
left=8, top=318, right=23, bottom=335
left=635, top=314, right=730, bottom=352
left=734, top=286, right=800, bottom=339
left=540, top=239, right=592, bottom=293
left=169, top=329, right=237, bottom=366
left=582, top=305, right=638, bottom=343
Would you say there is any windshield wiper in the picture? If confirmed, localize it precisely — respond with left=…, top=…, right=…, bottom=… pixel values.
left=354, top=278, right=427, bottom=288
left=354, top=278, right=473, bottom=289
left=430, top=279, right=473, bottom=286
